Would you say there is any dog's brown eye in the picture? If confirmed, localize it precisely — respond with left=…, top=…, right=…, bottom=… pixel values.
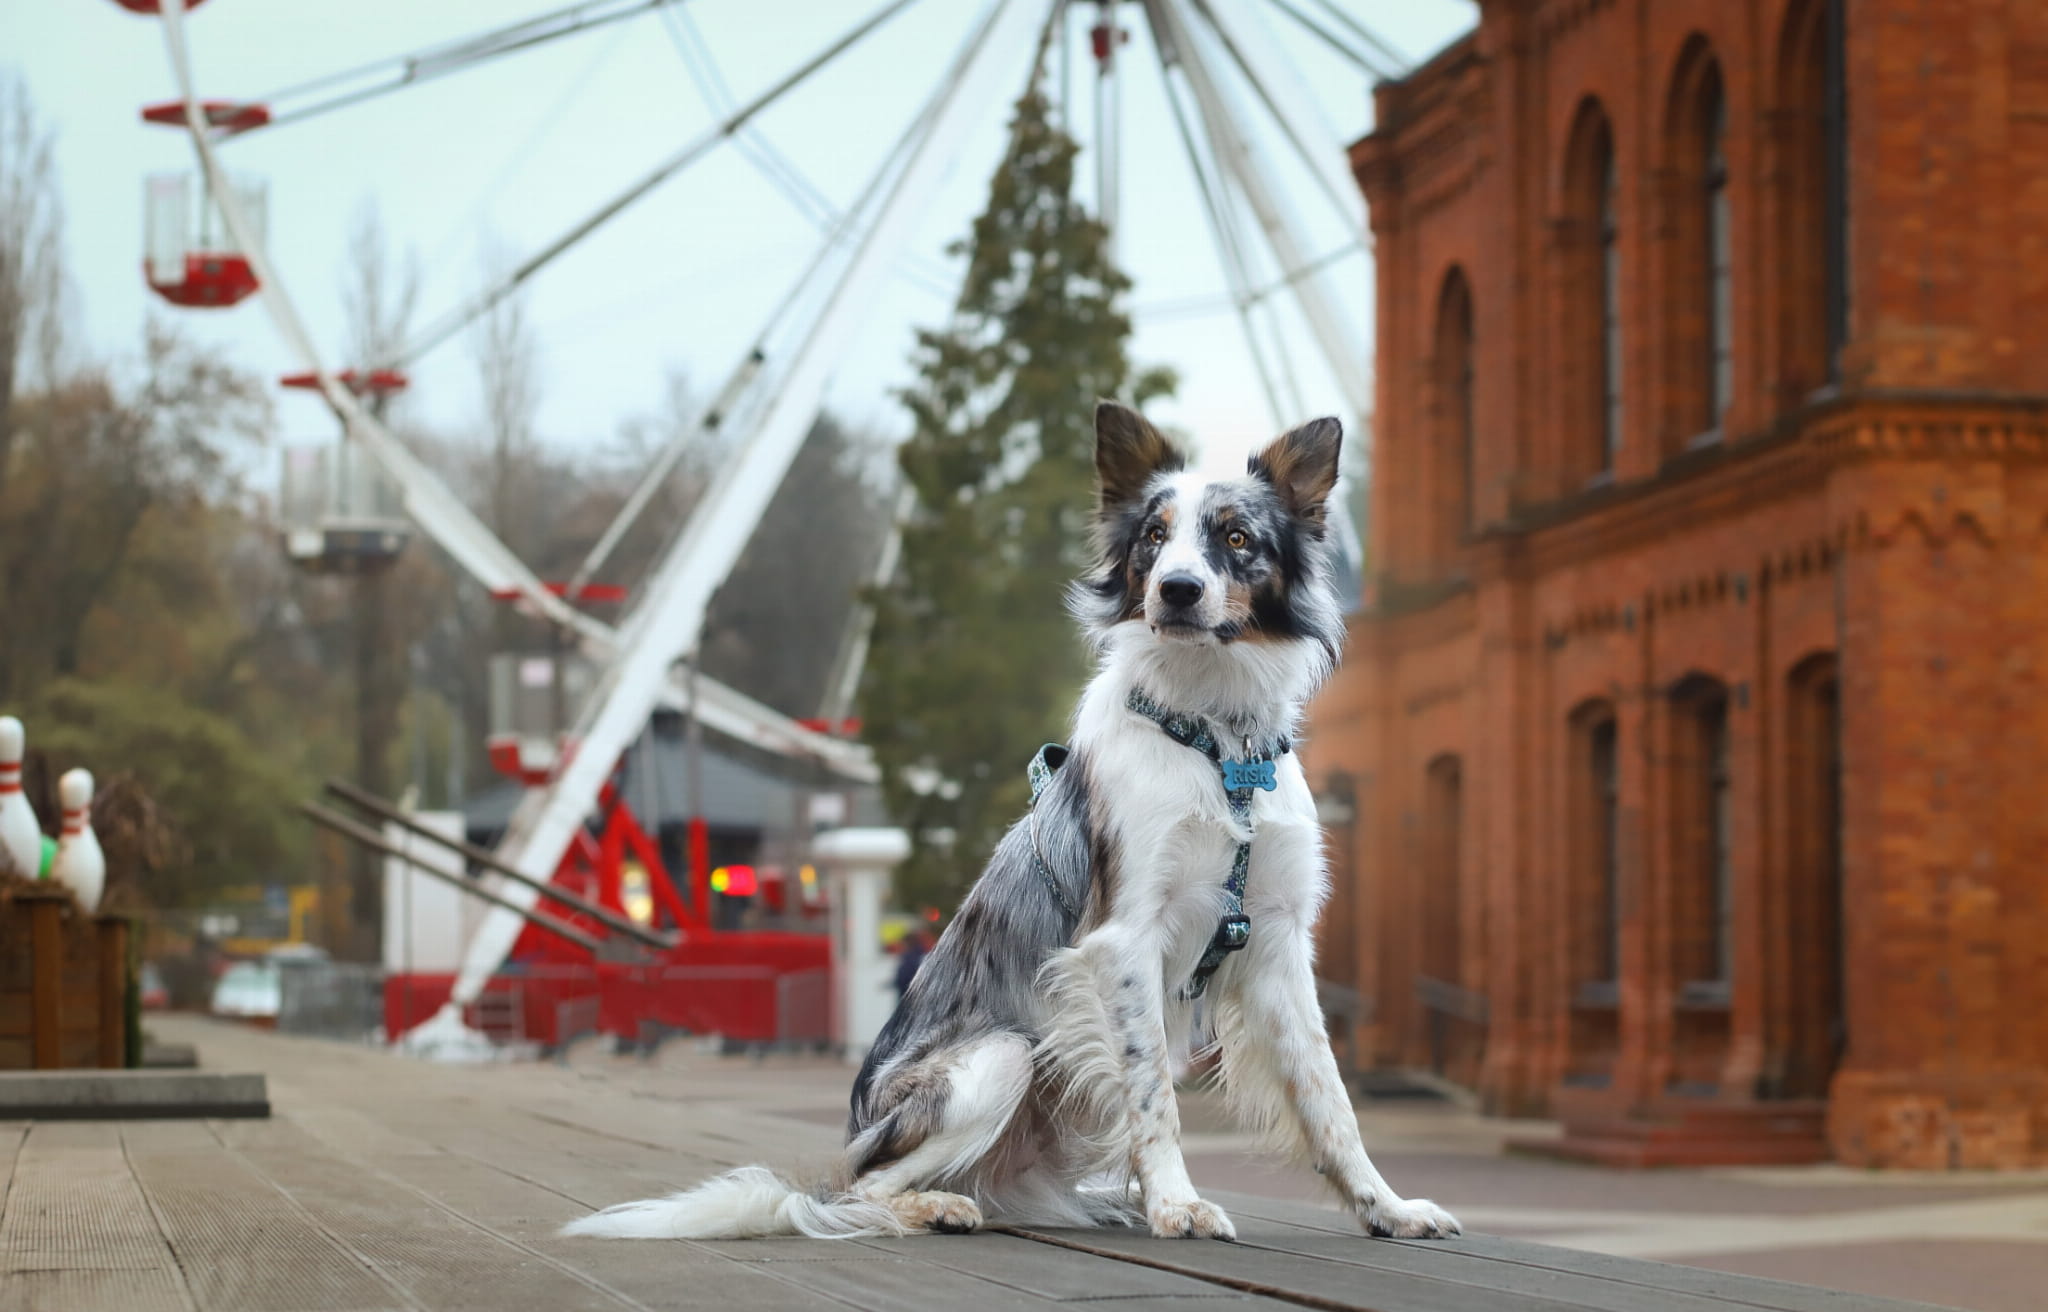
left=1226, top=528, right=1250, bottom=551
left=1146, top=524, right=1167, bottom=545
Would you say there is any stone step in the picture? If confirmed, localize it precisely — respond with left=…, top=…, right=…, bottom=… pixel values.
left=1518, top=1097, right=1831, bottom=1167
left=1516, top=1129, right=1833, bottom=1169
left=0, top=1069, right=269, bottom=1119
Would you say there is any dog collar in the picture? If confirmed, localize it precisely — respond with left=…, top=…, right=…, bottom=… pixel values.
left=1124, top=687, right=1290, bottom=999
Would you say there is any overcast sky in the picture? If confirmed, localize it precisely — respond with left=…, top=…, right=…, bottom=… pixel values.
left=9, top=0, right=1475, bottom=481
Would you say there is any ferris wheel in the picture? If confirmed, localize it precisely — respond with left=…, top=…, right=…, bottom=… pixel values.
left=119, top=0, right=1409, bottom=1044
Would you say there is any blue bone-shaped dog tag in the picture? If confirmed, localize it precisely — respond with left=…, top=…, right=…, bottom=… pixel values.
left=1222, top=758, right=1277, bottom=792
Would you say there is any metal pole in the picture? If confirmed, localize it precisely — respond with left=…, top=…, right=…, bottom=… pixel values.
left=299, top=802, right=605, bottom=953
left=686, top=655, right=708, bottom=924
left=325, top=778, right=678, bottom=947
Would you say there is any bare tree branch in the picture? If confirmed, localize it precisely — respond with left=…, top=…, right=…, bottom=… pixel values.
left=0, top=73, right=70, bottom=494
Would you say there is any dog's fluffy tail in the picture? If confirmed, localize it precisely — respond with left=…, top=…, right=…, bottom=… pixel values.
left=560, top=1165, right=906, bottom=1240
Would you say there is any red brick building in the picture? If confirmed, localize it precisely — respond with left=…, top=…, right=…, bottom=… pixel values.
left=1307, top=0, right=2048, bottom=1167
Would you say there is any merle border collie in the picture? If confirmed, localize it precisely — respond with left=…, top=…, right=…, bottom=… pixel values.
left=565, top=403, right=1460, bottom=1244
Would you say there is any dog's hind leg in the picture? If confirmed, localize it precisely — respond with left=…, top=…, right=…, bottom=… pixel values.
left=843, top=1032, right=1032, bottom=1233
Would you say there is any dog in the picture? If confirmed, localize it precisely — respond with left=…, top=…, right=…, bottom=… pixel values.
left=563, top=402, right=1461, bottom=1244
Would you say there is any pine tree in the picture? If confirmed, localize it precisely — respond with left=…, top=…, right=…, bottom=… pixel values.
left=861, top=86, right=1172, bottom=911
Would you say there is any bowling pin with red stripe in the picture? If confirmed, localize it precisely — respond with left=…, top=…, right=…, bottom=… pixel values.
left=51, top=770, right=104, bottom=913
left=0, top=717, right=41, bottom=881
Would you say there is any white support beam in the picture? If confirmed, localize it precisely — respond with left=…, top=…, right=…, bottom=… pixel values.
left=156, top=0, right=876, bottom=788
left=442, top=0, right=1050, bottom=1014
left=1154, top=0, right=1369, bottom=419
left=1192, top=0, right=1369, bottom=234
left=1150, top=0, right=1372, bottom=560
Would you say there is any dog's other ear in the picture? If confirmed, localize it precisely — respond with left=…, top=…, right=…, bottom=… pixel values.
left=1095, top=401, right=1182, bottom=507
left=1250, top=417, right=1343, bottom=527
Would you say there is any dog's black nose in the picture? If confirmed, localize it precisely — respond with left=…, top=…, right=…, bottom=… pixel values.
left=1159, top=574, right=1205, bottom=607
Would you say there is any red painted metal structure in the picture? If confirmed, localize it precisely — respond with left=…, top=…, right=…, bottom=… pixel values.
left=379, top=581, right=829, bottom=1049
left=280, top=368, right=409, bottom=395
left=145, top=252, right=258, bottom=308
left=141, top=99, right=266, bottom=133
left=379, top=755, right=831, bottom=1048
left=139, top=88, right=263, bottom=309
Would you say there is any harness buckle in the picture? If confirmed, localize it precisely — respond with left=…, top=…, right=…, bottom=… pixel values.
left=1211, top=912, right=1251, bottom=954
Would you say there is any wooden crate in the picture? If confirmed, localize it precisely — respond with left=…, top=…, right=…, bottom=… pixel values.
left=0, top=886, right=129, bottom=1070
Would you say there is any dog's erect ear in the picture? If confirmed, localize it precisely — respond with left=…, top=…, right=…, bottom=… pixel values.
left=1095, top=401, right=1182, bottom=507
left=1250, top=417, right=1343, bottom=526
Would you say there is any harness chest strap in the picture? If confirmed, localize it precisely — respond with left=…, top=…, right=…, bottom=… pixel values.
left=1122, top=688, right=1290, bottom=1000
left=1025, top=692, right=1289, bottom=1000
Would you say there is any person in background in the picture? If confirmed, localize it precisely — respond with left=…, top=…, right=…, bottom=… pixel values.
left=893, top=925, right=933, bottom=998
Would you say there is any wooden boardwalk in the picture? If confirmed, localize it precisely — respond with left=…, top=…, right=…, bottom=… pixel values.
left=0, top=1018, right=1956, bottom=1311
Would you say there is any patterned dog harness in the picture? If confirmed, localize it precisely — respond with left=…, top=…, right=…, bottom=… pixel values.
left=1026, top=693, right=1290, bottom=998
left=1122, top=688, right=1291, bottom=999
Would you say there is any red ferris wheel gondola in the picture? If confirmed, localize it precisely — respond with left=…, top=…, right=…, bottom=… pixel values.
left=143, top=172, right=262, bottom=308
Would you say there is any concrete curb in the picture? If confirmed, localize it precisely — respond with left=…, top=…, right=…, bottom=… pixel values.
left=0, top=1070, right=269, bottom=1119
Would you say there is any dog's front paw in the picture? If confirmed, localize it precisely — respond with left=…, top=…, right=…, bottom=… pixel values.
left=1149, top=1197, right=1236, bottom=1241
left=1364, top=1197, right=1460, bottom=1239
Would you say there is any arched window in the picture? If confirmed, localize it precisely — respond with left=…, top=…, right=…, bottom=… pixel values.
left=1417, top=753, right=1483, bottom=1082
left=1432, top=268, right=1475, bottom=563
left=1702, top=67, right=1732, bottom=425
left=1775, top=0, right=1847, bottom=399
left=1669, top=674, right=1732, bottom=991
left=1569, top=700, right=1622, bottom=996
left=1664, top=41, right=1730, bottom=449
left=1781, top=653, right=1844, bottom=1096
left=1599, top=144, right=1623, bottom=466
left=1564, top=99, right=1620, bottom=481
left=1420, top=754, right=1464, bottom=991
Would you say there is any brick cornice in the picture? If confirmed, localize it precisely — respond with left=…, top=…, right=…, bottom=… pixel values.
left=1531, top=0, right=1613, bottom=48
left=1807, top=394, right=2048, bottom=463
left=1480, top=393, right=2048, bottom=578
left=1353, top=582, right=1479, bottom=654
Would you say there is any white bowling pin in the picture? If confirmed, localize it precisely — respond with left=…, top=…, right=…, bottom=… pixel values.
left=0, top=718, right=42, bottom=881
left=51, top=769, right=104, bottom=913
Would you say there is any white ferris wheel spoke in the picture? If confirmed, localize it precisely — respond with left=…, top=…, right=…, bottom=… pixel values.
left=443, top=0, right=1053, bottom=1014
left=152, top=0, right=876, bottom=784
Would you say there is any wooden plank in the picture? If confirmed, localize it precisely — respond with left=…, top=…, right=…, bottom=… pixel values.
left=121, top=1121, right=412, bottom=1311
left=1223, top=1225, right=1789, bottom=1312
left=358, top=1138, right=819, bottom=1311
left=1005, top=1219, right=1604, bottom=1312
left=292, top=1100, right=722, bottom=1214
left=27, top=897, right=59, bottom=1070
left=1214, top=1194, right=1951, bottom=1312
left=1392, top=1233, right=1953, bottom=1312
left=852, top=1231, right=1293, bottom=1302
left=0, top=1122, right=191, bottom=1312
left=749, top=1254, right=1064, bottom=1310
left=211, top=1117, right=636, bottom=1312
